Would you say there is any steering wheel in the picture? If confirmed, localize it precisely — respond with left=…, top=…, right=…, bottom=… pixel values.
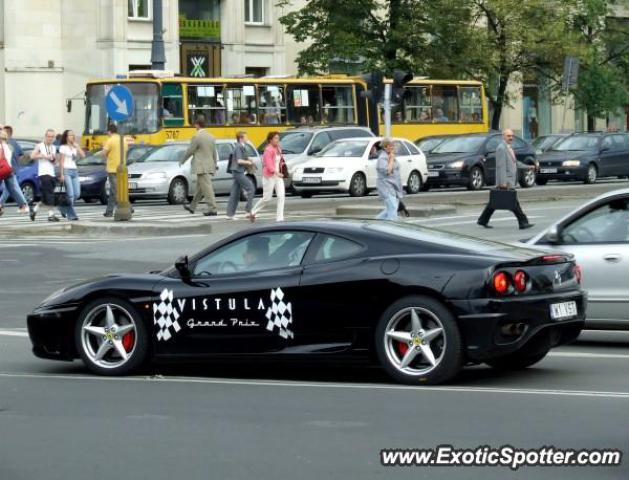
left=219, top=261, right=239, bottom=274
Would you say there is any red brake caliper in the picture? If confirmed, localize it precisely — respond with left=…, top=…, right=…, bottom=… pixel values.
left=122, top=331, right=135, bottom=352
left=397, top=341, right=409, bottom=356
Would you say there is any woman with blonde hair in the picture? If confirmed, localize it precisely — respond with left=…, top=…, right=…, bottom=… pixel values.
left=250, top=131, right=285, bottom=222
left=376, top=138, right=403, bottom=220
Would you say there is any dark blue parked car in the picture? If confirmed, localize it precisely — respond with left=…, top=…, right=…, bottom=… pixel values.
left=0, top=162, right=40, bottom=204
left=79, top=145, right=155, bottom=204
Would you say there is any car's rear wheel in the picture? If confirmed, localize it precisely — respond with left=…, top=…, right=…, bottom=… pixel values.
left=349, top=172, right=367, bottom=197
left=467, top=166, right=484, bottom=191
left=406, top=170, right=422, bottom=194
left=75, top=298, right=149, bottom=376
left=21, top=181, right=36, bottom=204
left=584, top=163, right=598, bottom=184
left=168, top=178, right=188, bottom=204
left=375, top=295, right=463, bottom=385
left=485, top=349, right=550, bottom=371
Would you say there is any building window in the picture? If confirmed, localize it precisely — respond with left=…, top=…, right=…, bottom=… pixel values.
left=245, top=67, right=268, bottom=78
left=129, top=0, right=151, bottom=20
left=244, top=0, right=264, bottom=24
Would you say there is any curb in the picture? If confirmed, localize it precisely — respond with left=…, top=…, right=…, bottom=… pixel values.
left=0, top=221, right=213, bottom=238
left=335, top=204, right=456, bottom=218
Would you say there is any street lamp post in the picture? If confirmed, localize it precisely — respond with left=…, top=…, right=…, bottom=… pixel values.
left=151, top=0, right=166, bottom=70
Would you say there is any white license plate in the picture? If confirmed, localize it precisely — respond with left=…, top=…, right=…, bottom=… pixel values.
left=540, top=168, right=557, bottom=174
left=550, top=301, right=578, bottom=320
left=428, top=170, right=440, bottom=177
left=128, top=182, right=138, bottom=190
left=302, top=177, right=322, bottom=184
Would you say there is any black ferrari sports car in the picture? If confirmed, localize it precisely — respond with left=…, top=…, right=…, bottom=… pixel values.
left=27, top=220, right=586, bottom=385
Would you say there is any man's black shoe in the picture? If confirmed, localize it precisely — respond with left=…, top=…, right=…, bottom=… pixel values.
left=183, top=204, right=194, bottom=214
left=204, top=211, right=218, bottom=216
left=477, top=221, right=493, bottom=229
left=519, top=223, right=535, bottom=230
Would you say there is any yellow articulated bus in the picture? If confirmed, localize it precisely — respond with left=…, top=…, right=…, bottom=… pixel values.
left=81, top=72, right=488, bottom=151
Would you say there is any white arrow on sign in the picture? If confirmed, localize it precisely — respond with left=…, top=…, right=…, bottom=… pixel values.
left=110, top=91, right=129, bottom=116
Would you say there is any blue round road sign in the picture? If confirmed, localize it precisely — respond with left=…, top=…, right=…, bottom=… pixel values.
left=105, top=85, right=134, bottom=122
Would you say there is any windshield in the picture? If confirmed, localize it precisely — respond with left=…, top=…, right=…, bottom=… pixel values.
left=432, top=136, right=486, bottom=154
left=318, top=140, right=369, bottom=158
left=552, top=135, right=600, bottom=151
left=85, top=82, right=160, bottom=135
left=259, top=131, right=313, bottom=155
left=77, top=152, right=105, bottom=166
left=417, top=138, right=444, bottom=152
left=532, top=135, right=559, bottom=151
left=137, top=145, right=189, bottom=163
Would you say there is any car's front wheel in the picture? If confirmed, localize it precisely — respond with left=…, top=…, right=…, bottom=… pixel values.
left=584, top=163, right=598, bottom=184
left=375, top=295, right=463, bottom=385
left=21, top=181, right=36, bottom=204
left=467, top=166, right=485, bottom=191
left=519, top=163, right=536, bottom=188
left=168, top=178, right=188, bottom=204
left=75, top=298, right=149, bottom=376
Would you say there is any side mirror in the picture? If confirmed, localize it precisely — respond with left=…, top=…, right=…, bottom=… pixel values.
left=545, top=225, right=562, bottom=244
left=175, top=255, right=191, bottom=280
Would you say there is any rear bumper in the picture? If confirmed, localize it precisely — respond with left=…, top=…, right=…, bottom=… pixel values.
left=451, top=290, right=586, bottom=361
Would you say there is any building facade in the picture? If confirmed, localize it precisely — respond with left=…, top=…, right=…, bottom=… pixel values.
left=0, top=0, right=305, bottom=138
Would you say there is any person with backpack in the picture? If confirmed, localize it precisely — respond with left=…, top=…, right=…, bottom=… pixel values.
left=226, top=131, right=256, bottom=221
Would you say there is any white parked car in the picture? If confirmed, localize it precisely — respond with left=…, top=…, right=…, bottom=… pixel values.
left=128, top=140, right=262, bottom=204
left=291, top=137, right=428, bottom=197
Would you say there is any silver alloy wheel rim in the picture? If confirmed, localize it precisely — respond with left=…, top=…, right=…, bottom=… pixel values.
left=172, top=180, right=187, bottom=202
left=524, top=169, right=535, bottom=186
left=21, top=184, right=34, bottom=204
left=588, top=165, right=597, bottom=182
left=383, top=307, right=446, bottom=376
left=80, top=303, right=137, bottom=369
left=352, top=174, right=365, bottom=195
left=471, top=169, right=483, bottom=189
left=409, top=172, right=421, bottom=193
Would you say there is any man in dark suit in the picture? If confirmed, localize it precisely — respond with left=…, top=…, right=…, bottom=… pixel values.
left=182, top=116, right=218, bottom=216
left=477, top=129, right=534, bottom=230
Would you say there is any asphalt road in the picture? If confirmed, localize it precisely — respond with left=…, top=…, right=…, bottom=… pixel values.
left=1, top=192, right=628, bottom=480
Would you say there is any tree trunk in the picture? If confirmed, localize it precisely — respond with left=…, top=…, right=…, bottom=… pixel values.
left=587, top=114, right=595, bottom=132
left=491, top=73, right=509, bottom=130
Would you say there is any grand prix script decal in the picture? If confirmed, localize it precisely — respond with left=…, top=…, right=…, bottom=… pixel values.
left=152, top=287, right=294, bottom=342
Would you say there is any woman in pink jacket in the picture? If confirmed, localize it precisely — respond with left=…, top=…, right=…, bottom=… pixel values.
left=250, top=131, right=285, bottom=222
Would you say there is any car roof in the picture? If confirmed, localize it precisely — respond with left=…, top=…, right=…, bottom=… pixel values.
left=281, top=126, right=373, bottom=133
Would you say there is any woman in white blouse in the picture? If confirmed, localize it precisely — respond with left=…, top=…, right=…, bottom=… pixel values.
left=58, top=130, right=85, bottom=220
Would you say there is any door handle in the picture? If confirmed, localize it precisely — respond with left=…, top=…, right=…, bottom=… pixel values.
left=603, top=254, right=622, bottom=263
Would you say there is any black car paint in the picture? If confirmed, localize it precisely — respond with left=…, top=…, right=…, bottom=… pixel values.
left=27, top=220, right=585, bottom=366
left=537, top=133, right=629, bottom=182
left=426, top=133, right=537, bottom=188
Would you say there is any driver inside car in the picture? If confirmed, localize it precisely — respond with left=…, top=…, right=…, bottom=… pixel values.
left=242, top=237, right=271, bottom=269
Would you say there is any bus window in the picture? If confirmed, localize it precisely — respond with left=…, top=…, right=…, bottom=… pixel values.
left=162, top=83, right=184, bottom=127
left=259, top=85, right=286, bottom=125
left=459, top=86, right=483, bottom=123
left=321, top=85, right=355, bottom=124
left=287, top=85, right=321, bottom=124
left=432, top=86, right=458, bottom=123
left=225, top=85, right=258, bottom=125
left=188, top=84, right=226, bottom=125
left=404, top=86, right=432, bottom=122
left=379, top=103, right=404, bottom=123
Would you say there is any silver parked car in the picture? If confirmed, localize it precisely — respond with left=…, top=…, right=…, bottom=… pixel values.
left=128, top=140, right=262, bottom=204
left=526, top=188, right=629, bottom=330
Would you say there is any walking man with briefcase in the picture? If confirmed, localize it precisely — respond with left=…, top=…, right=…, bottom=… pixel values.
left=477, top=129, right=534, bottom=230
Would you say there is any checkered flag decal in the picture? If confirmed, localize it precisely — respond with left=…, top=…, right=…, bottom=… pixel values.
left=153, top=288, right=182, bottom=342
left=265, top=288, right=294, bottom=339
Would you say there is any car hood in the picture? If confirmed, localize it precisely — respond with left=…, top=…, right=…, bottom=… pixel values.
left=539, top=150, right=594, bottom=165
left=426, top=152, right=474, bottom=165
left=128, top=161, right=184, bottom=175
left=297, top=156, right=362, bottom=170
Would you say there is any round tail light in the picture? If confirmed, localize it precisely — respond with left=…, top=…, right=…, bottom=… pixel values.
left=514, top=270, right=528, bottom=292
left=493, top=271, right=511, bottom=295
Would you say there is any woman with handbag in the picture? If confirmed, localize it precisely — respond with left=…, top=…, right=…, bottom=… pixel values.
left=250, top=131, right=286, bottom=222
left=0, top=128, right=29, bottom=216
left=58, top=130, right=85, bottom=221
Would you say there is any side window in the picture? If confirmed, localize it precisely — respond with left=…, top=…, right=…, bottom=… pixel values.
left=193, top=232, right=315, bottom=276
left=431, top=86, right=459, bottom=123
left=259, top=85, right=286, bottom=125
left=562, top=199, right=629, bottom=244
left=458, top=86, right=483, bottom=122
left=485, top=136, right=501, bottom=152
left=611, top=135, right=626, bottom=152
left=321, top=85, right=356, bottom=124
left=287, top=85, right=321, bottom=124
left=162, top=83, right=184, bottom=127
left=394, top=141, right=411, bottom=156
left=405, top=141, right=421, bottom=155
left=309, top=132, right=331, bottom=154
left=188, top=84, right=226, bottom=125
left=602, top=136, right=614, bottom=151
left=225, top=85, right=257, bottom=125
left=313, top=235, right=363, bottom=263
left=217, top=143, right=235, bottom=161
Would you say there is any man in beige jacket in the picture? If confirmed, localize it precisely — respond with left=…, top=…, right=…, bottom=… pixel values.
left=182, top=116, right=218, bottom=216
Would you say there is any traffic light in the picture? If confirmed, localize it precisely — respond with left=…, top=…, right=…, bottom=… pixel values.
left=361, top=72, right=384, bottom=104
left=391, top=70, right=413, bottom=105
